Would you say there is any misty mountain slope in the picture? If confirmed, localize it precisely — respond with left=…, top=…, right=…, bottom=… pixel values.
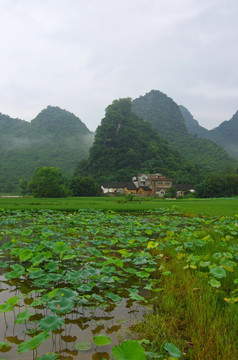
left=179, top=106, right=238, bottom=161
left=179, top=105, right=209, bottom=138
left=75, top=98, right=202, bottom=184
left=132, top=90, right=188, bottom=141
left=206, top=111, right=238, bottom=160
left=0, top=106, right=94, bottom=193
left=132, top=90, right=237, bottom=173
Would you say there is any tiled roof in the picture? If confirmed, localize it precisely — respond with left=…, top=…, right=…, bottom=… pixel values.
left=101, top=182, right=137, bottom=190
left=138, top=186, right=152, bottom=191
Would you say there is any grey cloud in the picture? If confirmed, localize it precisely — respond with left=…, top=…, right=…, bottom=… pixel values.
left=0, top=0, right=237, bottom=131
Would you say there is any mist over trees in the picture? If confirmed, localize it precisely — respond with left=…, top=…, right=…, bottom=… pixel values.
left=0, top=89, right=238, bottom=196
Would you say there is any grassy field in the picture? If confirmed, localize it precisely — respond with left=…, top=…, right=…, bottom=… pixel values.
left=0, top=196, right=238, bottom=216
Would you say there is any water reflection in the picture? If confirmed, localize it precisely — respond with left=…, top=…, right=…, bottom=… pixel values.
left=0, top=275, right=146, bottom=360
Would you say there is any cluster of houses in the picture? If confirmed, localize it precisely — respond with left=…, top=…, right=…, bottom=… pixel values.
left=101, top=173, right=195, bottom=197
left=101, top=173, right=173, bottom=197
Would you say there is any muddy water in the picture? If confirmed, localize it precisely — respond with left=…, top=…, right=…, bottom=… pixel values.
left=0, top=274, right=148, bottom=360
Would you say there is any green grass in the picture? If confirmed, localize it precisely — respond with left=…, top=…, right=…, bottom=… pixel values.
left=0, top=196, right=238, bottom=216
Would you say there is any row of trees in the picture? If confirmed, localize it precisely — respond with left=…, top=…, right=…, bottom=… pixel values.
left=195, top=174, right=238, bottom=198
left=20, top=167, right=99, bottom=198
left=20, top=167, right=238, bottom=199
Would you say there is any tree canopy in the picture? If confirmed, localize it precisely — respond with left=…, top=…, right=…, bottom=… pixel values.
left=28, top=167, right=69, bottom=198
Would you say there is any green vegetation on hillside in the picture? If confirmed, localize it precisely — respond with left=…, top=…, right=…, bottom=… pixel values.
left=132, top=90, right=237, bottom=173
left=180, top=106, right=238, bottom=161
left=206, top=111, right=238, bottom=160
left=0, top=107, right=94, bottom=193
left=179, top=105, right=209, bottom=138
left=75, top=98, right=201, bottom=184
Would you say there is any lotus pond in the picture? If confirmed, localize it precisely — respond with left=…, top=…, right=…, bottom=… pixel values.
left=0, top=208, right=237, bottom=360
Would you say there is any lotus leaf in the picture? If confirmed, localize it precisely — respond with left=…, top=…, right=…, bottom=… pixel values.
left=75, top=341, right=92, bottom=351
left=47, top=298, right=74, bottom=314
left=0, top=342, right=11, bottom=350
left=209, top=278, right=221, bottom=288
left=18, top=332, right=51, bottom=354
left=5, top=264, right=25, bottom=279
left=112, top=340, right=146, bottom=360
left=19, top=249, right=33, bottom=261
left=106, top=292, right=122, bottom=303
left=93, top=334, right=111, bottom=346
left=164, top=342, right=181, bottom=358
left=0, top=304, right=14, bottom=314
left=210, top=266, right=226, bottom=279
left=39, top=315, right=65, bottom=331
left=36, top=353, right=58, bottom=360
left=0, top=261, right=8, bottom=268
left=15, top=309, right=33, bottom=324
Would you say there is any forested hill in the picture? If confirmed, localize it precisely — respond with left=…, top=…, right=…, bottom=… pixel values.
left=75, top=98, right=202, bottom=184
left=179, top=106, right=238, bottom=160
left=132, top=90, right=188, bottom=141
left=0, top=106, right=94, bottom=193
left=179, top=105, right=209, bottom=138
left=207, top=111, right=238, bottom=160
left=132, top=90, right=237, bottom=173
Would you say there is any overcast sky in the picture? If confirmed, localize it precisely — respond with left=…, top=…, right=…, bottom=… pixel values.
left=0, top=0, right=237, bottom=131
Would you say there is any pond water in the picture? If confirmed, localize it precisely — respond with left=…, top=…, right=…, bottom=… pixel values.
left=0, top=273, right=150, bottom=360
left=0, top=210, right=159, bottom=360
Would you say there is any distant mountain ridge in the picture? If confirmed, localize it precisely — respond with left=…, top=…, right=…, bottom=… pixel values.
left=1, top=92, right=237, bottom=194
left=179, top=106, right=238, bottom=160
left=0, top=106, right=94, bottom=193
left=132, top=91, right=237, bottom=173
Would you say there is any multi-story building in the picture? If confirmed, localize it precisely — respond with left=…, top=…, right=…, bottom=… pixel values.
left=132, top=173, right=172, bottom=197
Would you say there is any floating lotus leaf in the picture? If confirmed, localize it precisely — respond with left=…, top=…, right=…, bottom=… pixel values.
left=18, top=331, right=51, bottom=354
left=36, top=353, right=58, bottom=360
left=0, top=261, right=8, bottom=268
left=39, top=315, right=64, bottom=331
left=0, top=342, right=11, bottom=350
left=106, top=292, right=122, bottom=303
left=56, top=288, right=78, bottom=299
left=75, top=341, right=92, bottom=351
left=129, top=293, right=144, bottom=301
left=53, top=242, right=70, bottom=254
left=47, top=298, right=74, bottom=314
left=77, top=283, right=95, bottom=292
left=19, top=249, right=33, bottom=261
left=44, top=273, right=62, bottom=282
left=29, top=269, right=45, bottom=279
left=5, top=264, right=25, bottom=279
left=112, top=340, right=146, bottom=360
left=93, top=334, right=111, bottom=346
left=44, top=262, right=58, bottom=272
left=31, top=254, right=45, bottom=266
left=21, top=229, right=33, bottom=236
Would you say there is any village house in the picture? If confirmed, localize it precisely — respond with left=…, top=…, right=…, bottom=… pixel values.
left=174, top=184, right=195, bottom=197
left=101, top=173, right=172, bottom=197
left=132, top=173, right=172, bottom=197
left=100, top=182, right=137, bottom=195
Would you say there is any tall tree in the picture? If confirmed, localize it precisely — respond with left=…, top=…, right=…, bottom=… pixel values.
left=28, top=167, right=69, bottom=198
